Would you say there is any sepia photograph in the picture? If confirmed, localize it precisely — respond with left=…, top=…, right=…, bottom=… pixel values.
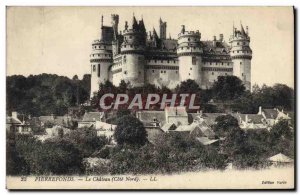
left=5, top=6, right=295, bottom=190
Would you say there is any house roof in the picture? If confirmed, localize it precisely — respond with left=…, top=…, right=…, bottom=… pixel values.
left=176, top=122, right=198, bottom=132
left=161, top=123, right=177, bottom=132
left=240, top=114, right=265, bottom=124
left=189, top=120, right=215, bottom=138
left=82, top=112, right=103, bottom=122
left=165, top=106, right=188, bottom=117
left=268, top=153, right=293, bottom=163
left=96, top=121, right=116, bottom=131
left=263, top=109, right=278, bottom=119
left=137, top=111, right=166, bottom=124
left=6, top=117, right=22, bottom=124
left=196, top=137, right=219, bottom=146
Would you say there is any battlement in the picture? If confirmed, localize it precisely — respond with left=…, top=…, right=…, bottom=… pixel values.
left=178, top=30, right=201, bottom=37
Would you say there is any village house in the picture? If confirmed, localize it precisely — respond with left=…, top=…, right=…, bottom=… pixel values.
left=258, top=106, right=291, bottom=126
left=6, top=111, right=31, bottom=134
left=78, top=112, right=104, bottom=128
left=232, top=113, right=268, bottom=131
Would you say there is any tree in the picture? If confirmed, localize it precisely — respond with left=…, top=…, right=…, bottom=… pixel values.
left=270, top=120, right=292, bottom=141
left=63, top=128, right=107, bottom=157
left=212, top=76, right=245, bottom=101
left=214, top=115, right=239, bottom=137
left=114, top=115, right=148, bottom=146
left=232, top=91, right=258, bottom=114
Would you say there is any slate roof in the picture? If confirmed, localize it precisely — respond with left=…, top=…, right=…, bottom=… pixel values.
left=239, top=114, right=265, bottom=124
left=137, top=110, right=166, bottom=124
left=262, top=109, right=278, bottom=119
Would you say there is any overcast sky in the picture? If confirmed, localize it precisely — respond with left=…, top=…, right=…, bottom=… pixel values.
left=7, top=6, right=294, bottom=87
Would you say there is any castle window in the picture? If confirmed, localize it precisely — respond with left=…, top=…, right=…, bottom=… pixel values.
left=225, top=73, right=227, bottom=75
left=98, top=64, right=100, bottom=77
left=187, top=47, right=190, bottom=49
left=123, top=55, right=127, bottom=63
left=161, top=71, right=163, bottom=73
left=167, top=60, right=169, bottom=63
left=155, top=60, right=157, bottom=63
left=161, top=60, right=163, bottom=63
left=174, top=60, right=176, bottom=63
left=190, top=68, right=192, bottom=70
left=228, top=63, right=230, bottom=65
left=130, top=45, right=133, bottom=48
left=124, top=71, right=127, bottom=75
left=237, top=42, right=240, bottom=45
left=243, top=42, right=246, bottom=45
left=189, top=73, right=190, bottom=76
left=237, top=51, right=239, bottom=53
left=129, top=36, right=132, bottom=39
left=188, top=38, right=190, bottom=41
left=176, top=71, right=178, bottom=74
left=164, top=71, right=166, bottom=73
left=104, top=46, right=106, bottom=49
left=192, top=57, right=196, bottom=65
left=152, top=70, right=154, bottom=73
left=210, top=62, right=212, bottom=65
left=212, top=72, right=214, bottom=75
left=242, top=73, right=244, bottom=76
left=221, top=62, right=223, bottom=65
left=240, top=62, right=242, bottom=65
left=232, top=51, right=234, bottom=53
left=93, top=65, right=96, bottom=72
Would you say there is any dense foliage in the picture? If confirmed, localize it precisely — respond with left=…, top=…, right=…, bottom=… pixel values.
left=7, top=74, right=91, bottom=116
left=214, top=115, right=294, bottom=168
left=6, top=127, right=107, bottom=175
left=114, top=115, right=148, bottom=146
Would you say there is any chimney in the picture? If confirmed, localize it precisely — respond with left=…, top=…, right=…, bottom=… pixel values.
left=213, top=36, right=217, bottom=47
left=12, top=111, right=18, bottom=119
left=219, top=34, right=224, bottom=42
left=258, top=106, right=262, bottom=115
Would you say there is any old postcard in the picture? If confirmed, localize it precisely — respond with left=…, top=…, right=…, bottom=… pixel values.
left=6, top=6, right=295, bottom=190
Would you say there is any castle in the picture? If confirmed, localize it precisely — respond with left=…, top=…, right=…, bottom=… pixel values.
left=90, top=14, right=252, bottom=97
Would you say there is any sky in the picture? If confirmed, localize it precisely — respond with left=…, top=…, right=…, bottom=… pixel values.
left=6, top=6, right=294, bottom=87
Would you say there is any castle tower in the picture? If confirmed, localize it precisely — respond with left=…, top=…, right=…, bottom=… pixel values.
left=119, top=16, right=146, bottom=87
left=159, top=18, right=167, bottom=40
left=111, top=14, right=119, bottom=39
left=90, top=15, right=113, bottom=97
left=229, top=24, right=252, bottom=90
left=177, top=25, right=203, bottom=85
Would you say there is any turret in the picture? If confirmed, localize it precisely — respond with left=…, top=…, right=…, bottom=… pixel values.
left=90, top=15, right=113, bottom=97
left=111, top=14, right=119, bottom=39
left=159, top=18, right=167, bottom=40
left=229, top=24, right=252, bottom=90
left=177, top=25, right=203, bottom=85
left=119, top=15, right=146, bottom=87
